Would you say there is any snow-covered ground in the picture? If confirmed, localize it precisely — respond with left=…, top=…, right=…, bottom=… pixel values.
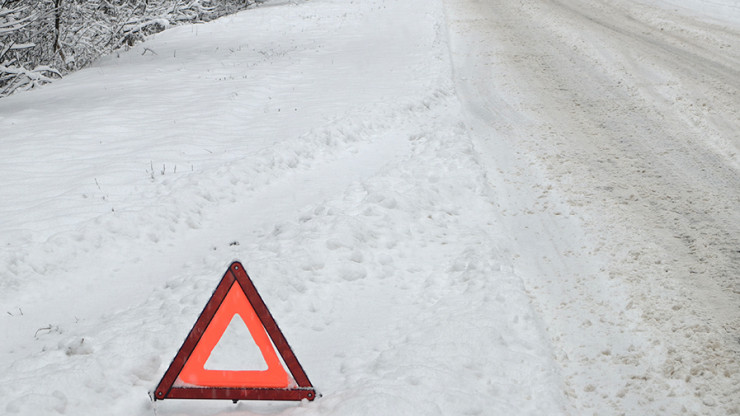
left=1, top=0, right=738, bottom=415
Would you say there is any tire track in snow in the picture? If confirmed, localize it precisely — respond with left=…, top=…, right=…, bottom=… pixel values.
left=445, top=0, right=740, bottom=414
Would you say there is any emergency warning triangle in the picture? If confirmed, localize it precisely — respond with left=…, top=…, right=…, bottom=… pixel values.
left=153, top=261, right=316, bottom=402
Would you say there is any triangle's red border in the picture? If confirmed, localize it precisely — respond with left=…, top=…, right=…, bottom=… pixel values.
left=153, top=261, right=316, bottom=401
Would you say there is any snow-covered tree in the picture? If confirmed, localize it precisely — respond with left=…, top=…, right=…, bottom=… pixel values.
left=0, top=1, right=60, bottom=97
left=1, top=0, right=255, bottom=97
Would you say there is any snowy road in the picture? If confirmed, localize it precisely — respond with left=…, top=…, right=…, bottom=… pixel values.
left=1, top=0, right=739, bottom=415
left=446, top=0, right=740, bottom=413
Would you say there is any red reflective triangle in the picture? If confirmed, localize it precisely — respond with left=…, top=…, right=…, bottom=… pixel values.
left=153, top=261, right=317, bottom=402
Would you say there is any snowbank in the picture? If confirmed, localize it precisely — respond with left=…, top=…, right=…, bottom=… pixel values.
left=0, top=0, right=566, bottom=415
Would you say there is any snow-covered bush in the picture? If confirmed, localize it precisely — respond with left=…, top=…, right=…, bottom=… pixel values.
left=0, top=1, right=61, bottom=96
left=0, top=0, right=255, bottom=97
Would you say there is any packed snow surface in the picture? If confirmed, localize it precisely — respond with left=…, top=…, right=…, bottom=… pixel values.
left=1, top=0, right=738, bottom=415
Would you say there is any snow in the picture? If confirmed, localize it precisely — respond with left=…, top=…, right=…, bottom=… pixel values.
left=635, top=0, right=740, bottom=24
left=1, top=0, right=739, bottom=415
left=445, top=0, right=740, bottom=413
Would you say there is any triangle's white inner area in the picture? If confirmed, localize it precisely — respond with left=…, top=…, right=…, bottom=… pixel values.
left=204, top=314, right=269, bottom=371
